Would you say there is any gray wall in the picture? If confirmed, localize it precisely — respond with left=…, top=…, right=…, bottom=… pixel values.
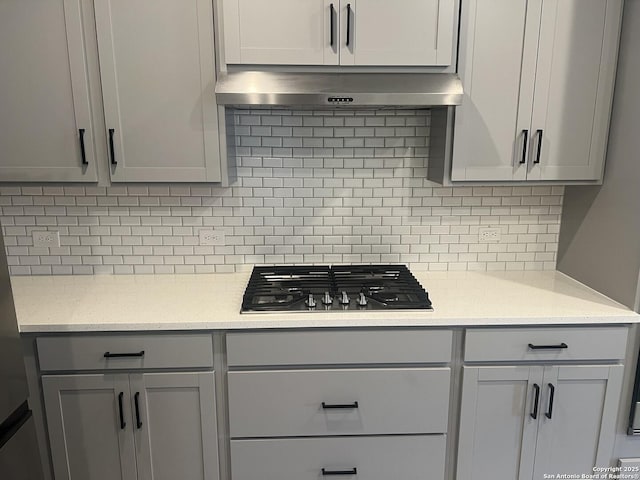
left=558, top=0, right=640, bottom=460
left=558, top=0, right=640, bottom=312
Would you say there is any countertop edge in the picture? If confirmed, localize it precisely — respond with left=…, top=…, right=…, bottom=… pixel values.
left=19, top=315, right=640, bottom=334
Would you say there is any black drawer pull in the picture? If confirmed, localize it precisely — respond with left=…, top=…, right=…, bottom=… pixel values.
left=330, top=4, right=335, bottom=47
left=520, top=129, right=529, bottom=164
left=322, top=401, right=359, bottom=409
left=530, top=383, right=540, bottom=419
left=79, top=129, right=88, bottom=165
left=118, top=392, right=126, bottom=429
left=322, top=468, right=357, bottom=476
left=528, top=343, right=568, bottom=350
left=104, top=351, right=145, bottom=358
left=346, top=4, right=352, bottom=47
left=545, top=383, right=555, bottom=419
left=108, top=128, right=117, bottom=165
left=134, top=392, right=143, bottom=429
left=534, top=129, right=543, bottom=164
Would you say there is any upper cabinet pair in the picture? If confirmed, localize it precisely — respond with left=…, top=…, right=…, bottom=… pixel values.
left=0, top=0, right=222, bottom=183
left=452, top=0, right=623, bottom=183
left=220, top=0, right=456, bottom=67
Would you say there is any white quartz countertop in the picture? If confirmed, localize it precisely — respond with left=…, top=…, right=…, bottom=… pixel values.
left=12, top=270, right=639, bottom=333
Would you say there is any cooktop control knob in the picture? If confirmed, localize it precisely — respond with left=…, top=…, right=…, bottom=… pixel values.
left=340, top=291, right=350, bottom=305
left=322, top=291, right=333, bottom=305
left=306, top=293, right=317, bottom=308
left=358, top=292, right=368, bottom=307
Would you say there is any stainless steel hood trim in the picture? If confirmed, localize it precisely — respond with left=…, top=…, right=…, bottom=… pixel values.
left=215, top=71, right=463, bottom=107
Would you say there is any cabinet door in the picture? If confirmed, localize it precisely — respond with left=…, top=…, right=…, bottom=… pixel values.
left=42, top=374, right=136, bottom=480
left=131, top=372, right=219, bottom=480
left=451, top=0, right=541, bottom=181
left=94, top=0, right=221, bottom=182
left=222, top=0, right=338, bottom=65
left=532, top=365, right=624, bottom=478
left=0, top=0, right=97, bottom=182
left=339, top=0, right=454, bottom=66
left=528, top=0, right=623, bottom=181
left=457, top=366, right=542, bottom=480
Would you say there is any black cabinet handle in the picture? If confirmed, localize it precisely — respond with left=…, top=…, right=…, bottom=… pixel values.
left=534, top=129, right=543, bottom=164
left=545, top=383, right=555, bottom=419
left=134, top=392, right=143, bottom=429
left=79, top=129, right=88, bottom=165
left=330, top=4, right=335, bottom=47
left=530, top=383, right=540, bottom=419
left=118, top=392, right=126, bottom=429
left=346, top=4, right=352, bottom=47
left=520, top=129, right=529, bottom=164
left=322, top=468, right=357, bottom=476
left=108, top=128, right=117, bottom=165
left=322, top=401, right=359, bottom=409
left=104, top=351, right=145, bottom=358
left=528, top=343, right=568, bottom=350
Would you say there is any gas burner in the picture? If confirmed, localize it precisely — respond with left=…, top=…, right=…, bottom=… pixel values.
left=241, top=265, right=432, bottom=313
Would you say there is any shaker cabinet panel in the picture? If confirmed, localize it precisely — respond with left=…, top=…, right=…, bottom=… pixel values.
left=95, top=0, right=221, bottom=182
left=339, top=0, right=455, bottom=66
left=528, top=0, right=623, bottom=181
left=228, top=368, right=450, bottom=438
left=532, top=365, right=624, bottom=477
left=222, top=0, right=338, bottom=65
left=0, top=0, right=97, bottom=182
left=131, top=372, right=219, bottom=480
left=42, top=374, right=137, bottom=480
left=452, top=0, right=541, bottom=181
left=457, top=366, right=541, bottom=480
left=220, top=0, right=454, bottom=67
left=452, top=0, right=622, bottom=183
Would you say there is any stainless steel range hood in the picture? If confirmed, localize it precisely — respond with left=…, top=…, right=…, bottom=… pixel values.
left=215, top=71, right=463, bottom=108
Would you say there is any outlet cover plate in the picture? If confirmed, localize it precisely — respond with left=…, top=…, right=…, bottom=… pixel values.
left=479, top=227, right=501, bottom=243
left=33, top=231, right=60, bottom=248
left=199, top=229, right=226, bottom=246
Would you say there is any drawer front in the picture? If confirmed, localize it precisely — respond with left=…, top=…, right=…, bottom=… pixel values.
left=464, top=327, right=628, bottom=362
left=228, top=368, right=450, bottom=437
left=37, top=334, right=213, bottom=371
left=226, top=329, right=452, bottom=366
left=230, top=435, right=446, bottom=480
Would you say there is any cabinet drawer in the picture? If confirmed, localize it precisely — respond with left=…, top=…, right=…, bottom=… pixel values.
left=37, top=334, right=213, bottom=371
left=464, top=327, right=628, bottom=362
left=228, top=368, right=450, bottom=437
left=226, top=329, right=452, bottom=366
left=230, top=435, right=446, bottom=480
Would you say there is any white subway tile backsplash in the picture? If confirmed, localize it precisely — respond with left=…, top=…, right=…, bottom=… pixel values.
left=1, top=109, right=563, bottom=275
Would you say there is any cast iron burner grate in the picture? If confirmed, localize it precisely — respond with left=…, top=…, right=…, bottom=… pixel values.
left=241, top=265, right=432, bottom=312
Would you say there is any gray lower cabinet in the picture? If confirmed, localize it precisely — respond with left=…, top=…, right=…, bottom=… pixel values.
left=230, top=435, right=447, bottom=480
left=42, top=372, right=218, bottom=480
left=457, top=364, right=623, bottom=480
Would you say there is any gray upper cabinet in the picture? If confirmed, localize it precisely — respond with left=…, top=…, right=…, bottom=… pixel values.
left=95, top=0, right=222, bottom=183
left=0, top=0, right=97, bottom=182
left=451, top=0, right=623, bottom=183
left=220, top=0, right=455, bottom=67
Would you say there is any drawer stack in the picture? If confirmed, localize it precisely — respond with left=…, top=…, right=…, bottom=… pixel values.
left=226, top=329, right=453, bottom=480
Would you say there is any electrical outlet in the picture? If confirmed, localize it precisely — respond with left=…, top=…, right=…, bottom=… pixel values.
left=199, top=229, right=226, bottom=246
left=479, top=227, right=501, bottom=243
left=33, top=231, right=60, bottom=248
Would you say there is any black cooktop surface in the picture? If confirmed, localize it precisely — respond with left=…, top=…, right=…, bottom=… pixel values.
left=241, top=265, right=432, bottom=312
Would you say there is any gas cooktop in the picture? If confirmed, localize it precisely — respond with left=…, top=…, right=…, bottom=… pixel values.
left=241, top=265, right=432, bottom=312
